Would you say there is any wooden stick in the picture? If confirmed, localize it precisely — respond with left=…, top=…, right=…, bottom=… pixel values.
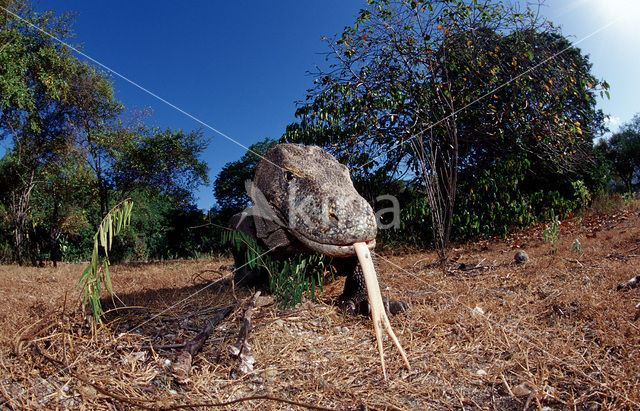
left=172, top=304, right=235, bottom=384
left=183, top=305, right=235, bottom=356
left=353, top=242, right=410, bottom=379
left=229, top=291, right=261, bottom=375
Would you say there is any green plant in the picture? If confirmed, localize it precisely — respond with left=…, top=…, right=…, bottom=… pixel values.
left=571, top=180, right=591, bottom=209
left=222, top=229, right=268, bottom=273
left=453, top=157, right=538, bottom=239
left=622, top=192, right=636, bottom=206
left=78, top=199, right=133, bottom=324
left=571, top=238, right=583, bottom=256
left=222, top=229, right=332, bottom=309
left=268, top=253, right=331, bottom=309
left=543, top=210, right=561, bottom=253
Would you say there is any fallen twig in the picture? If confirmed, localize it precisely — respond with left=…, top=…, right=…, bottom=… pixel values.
left=565, top=258, right=584, bottom=267
left=617, top=274, right=640, bottom=291
left=32, top=344, right=159, bottom=409
left=14, top=312, right=59, bottom=355
left=228, top=291, right=261, bottom=375
left=34, top=343, right=333, bottom=410
left=171, top=304, right=235, bottom=384
left=153, top=394, right=336, bottom=410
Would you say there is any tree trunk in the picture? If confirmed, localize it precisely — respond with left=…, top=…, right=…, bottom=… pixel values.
left=49, top=198, right=61, bottom=268
left=12, top=170, right=37, bottom=266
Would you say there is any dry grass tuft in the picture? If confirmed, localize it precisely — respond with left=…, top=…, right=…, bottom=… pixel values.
left=1, top=200, right=639, bottom=409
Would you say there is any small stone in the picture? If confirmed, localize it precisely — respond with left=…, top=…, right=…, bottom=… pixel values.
left=471, top=305, right=485, bottom=316
left=168, top=389, right=178, bottom=395
left=163, top=359, right=172, bottom=367
left=80, top=385, right=98, bottom=399
left=512, top=382, right=532, bottom=396
left=515, top=250, right=529, bottom=264
left=256, top=295, right=275, bottom=307
left=261, top=368, right=278, bottom=380
left=122, top=351, right=146, bottom=364
left=476, top=369, right=487, bottom=376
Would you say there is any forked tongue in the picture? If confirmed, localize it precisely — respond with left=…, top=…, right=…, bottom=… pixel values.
left=353, top=242, right=410, bottom=379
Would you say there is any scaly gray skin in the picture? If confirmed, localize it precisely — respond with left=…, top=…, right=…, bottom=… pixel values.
left=230, top=143, right=407, bottom=315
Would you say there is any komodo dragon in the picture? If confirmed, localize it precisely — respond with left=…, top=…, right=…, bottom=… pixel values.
left=229, top=143, right=407, bottom=316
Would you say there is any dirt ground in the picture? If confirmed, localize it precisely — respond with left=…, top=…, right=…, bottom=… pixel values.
left=1, top=197, right=639, bottom=410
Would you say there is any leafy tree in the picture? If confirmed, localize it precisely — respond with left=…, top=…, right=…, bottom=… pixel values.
left=0, top=1, right=105, bottom=263
left=0, top=1, right=211, bottom=263
left=596, top=115, right=640, bottom=191
left=74, top=119, right=210, bottom=218
left=284, top=0, right=608, bottom=256
left=111, top=126, right=209, bottom=201
left=0, top=1, right=76, bottom=138
left=28, top=151, right=94, bottom=265
left=109, top=188, right=217, bottom=261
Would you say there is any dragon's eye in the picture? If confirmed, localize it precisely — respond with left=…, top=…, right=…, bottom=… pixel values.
left=285, top=171, right=294, bottom=181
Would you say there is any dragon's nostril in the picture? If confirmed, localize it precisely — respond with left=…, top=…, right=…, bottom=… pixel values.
left=328, top=210, right=339, bottom=223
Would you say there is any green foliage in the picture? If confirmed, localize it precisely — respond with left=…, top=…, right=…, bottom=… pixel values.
left=268, top=253, right=331, bottom=310
left=452, top=156, right=579, bottom=239
left=222, top=229, right=331, bottom=309
left=454, top=157, right=535, bottom=238
left=571, top=180, right=591, bottom=209
left=0, top=1, right=212, bottom=264
left=571, top=238, right=582, bottom=257
left=282, top=0, right=608, bottom=251
left=596, top=114, right=640, bottom=192
left=112, top=126, right=210, bottom=198
left=0, top=0, right=78, bottom=136
left=99, top=189, right=225, bottom=262
left=78, top=199, right=133, bottom=324
left=377, top=193, right=436, bottom=249
left=0, top=0, right=124, bottom=264
left=542, top=210, right=561, bottom=254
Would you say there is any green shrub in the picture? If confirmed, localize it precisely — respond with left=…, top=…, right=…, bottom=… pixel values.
left=223, top=229, right=332, bottom=309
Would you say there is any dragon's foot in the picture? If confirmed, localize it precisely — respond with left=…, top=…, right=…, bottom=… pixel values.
left=339, top=296, right=409, bottom=316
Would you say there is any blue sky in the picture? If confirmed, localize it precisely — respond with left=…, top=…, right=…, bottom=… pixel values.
left=7, top=1, right=640, bottom=210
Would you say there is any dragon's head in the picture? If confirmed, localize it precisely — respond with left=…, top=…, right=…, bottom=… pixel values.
left=253, top=144, right=377, bottom=257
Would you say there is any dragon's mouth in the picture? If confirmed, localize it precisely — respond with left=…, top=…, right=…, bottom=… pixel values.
left=294, top=235, right=376, bottom=257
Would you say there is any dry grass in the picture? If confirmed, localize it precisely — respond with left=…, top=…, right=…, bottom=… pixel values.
left=1, top=199, right=639, bottom=410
